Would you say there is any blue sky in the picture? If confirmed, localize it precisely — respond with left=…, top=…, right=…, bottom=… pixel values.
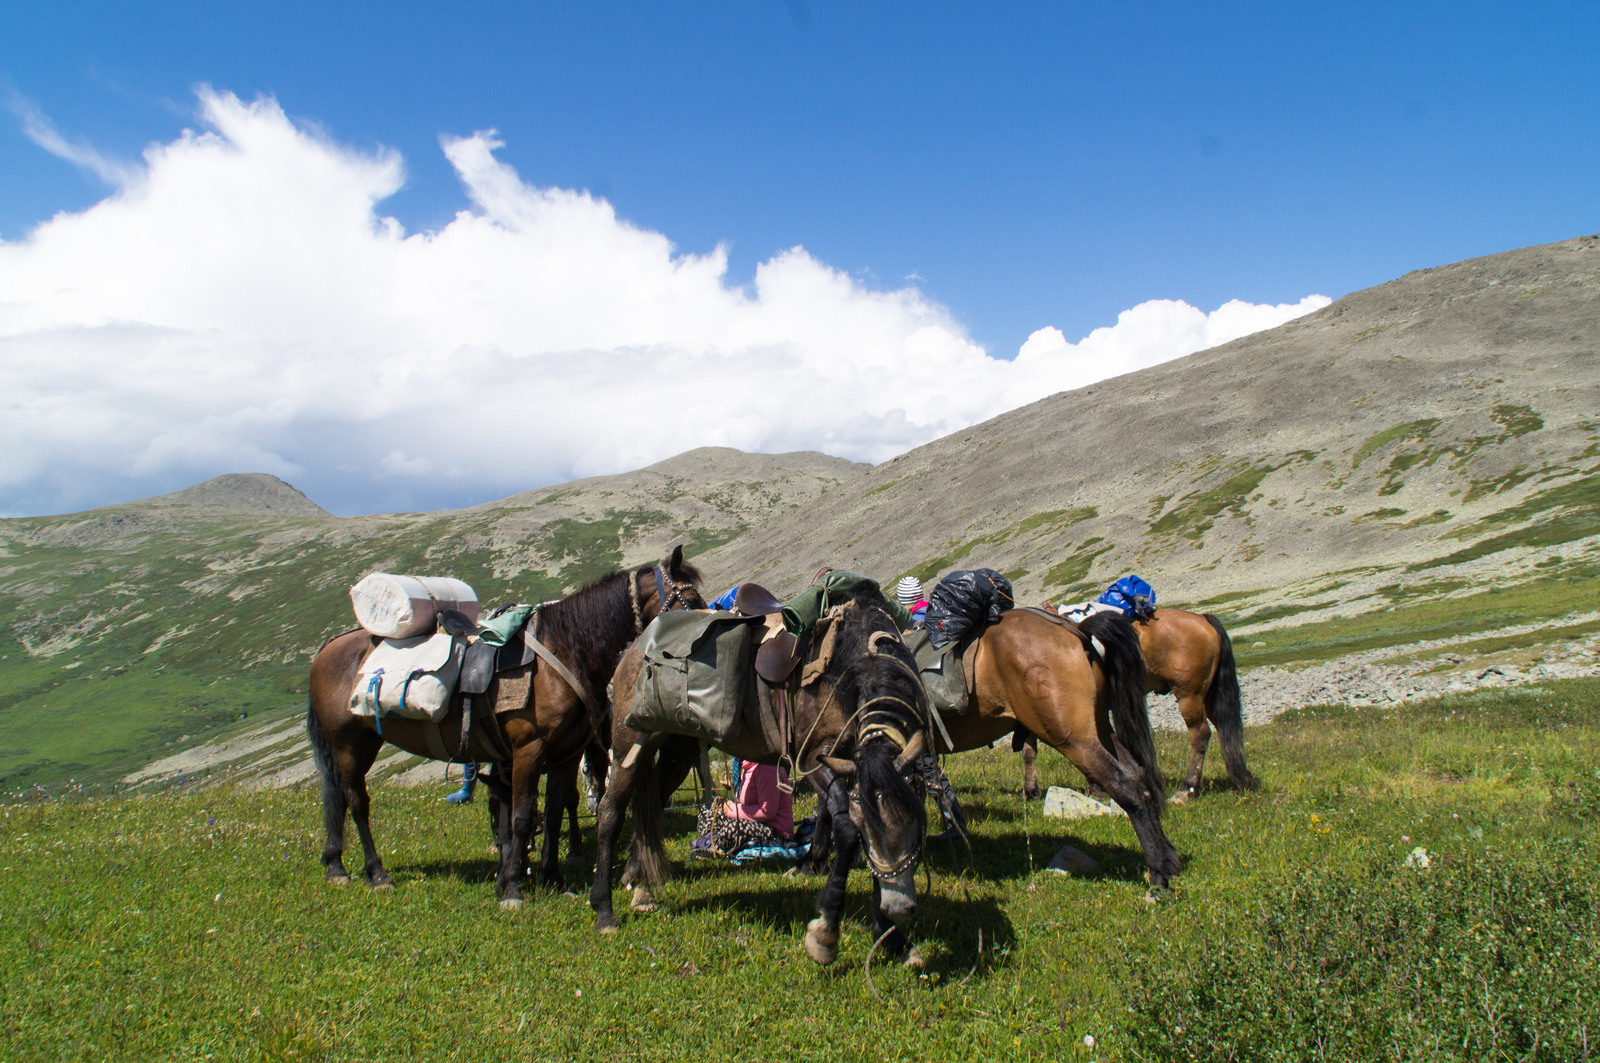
left=8, top=1, right=1596, bottom=353
left=1, top=2, right=1597, bottom=515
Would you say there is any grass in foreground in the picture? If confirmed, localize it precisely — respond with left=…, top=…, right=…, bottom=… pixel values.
left=2, top=680, right=1597, bottom=1061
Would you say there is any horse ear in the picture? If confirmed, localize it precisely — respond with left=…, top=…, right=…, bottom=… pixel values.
left=892, top=731, right=927, bottom=772
left=820, top=756, right=856, bottom=776
left=668, top=543, right=685, bottom=576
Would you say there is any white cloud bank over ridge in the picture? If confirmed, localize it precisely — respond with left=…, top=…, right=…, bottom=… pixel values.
left=0, top=90, right=1330, bottom=516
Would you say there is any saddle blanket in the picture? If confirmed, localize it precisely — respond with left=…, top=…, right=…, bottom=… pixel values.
left=1057, top=600, right=1124, bottom=623
left=902, top=628, right=970, bottom=716
left=349, top=631, right=466, bottom=723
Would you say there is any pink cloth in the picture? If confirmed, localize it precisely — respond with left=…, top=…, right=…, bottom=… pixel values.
left=723, top=762, right=794, bottom=840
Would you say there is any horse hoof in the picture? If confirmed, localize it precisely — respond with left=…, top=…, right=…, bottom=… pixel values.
left=372, top=881, right=394, bottom=893
left=595, top=914, right=621, bottom=934
left=326, top=874, right=350, bottom=887
left=1169, top=789, right=1195, bottom=806
left=630, top=886, right=658, bottom=912
left=902, top=947, right=926, bottom=970
left=804, top=917, right=839, bottom=966
left=500, top=897, right=524, bottom=911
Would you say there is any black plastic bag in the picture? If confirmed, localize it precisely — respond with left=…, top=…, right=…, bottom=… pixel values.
left=924, top=568, right=1015, bottom=648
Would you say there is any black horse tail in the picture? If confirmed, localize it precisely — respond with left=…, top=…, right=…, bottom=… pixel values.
left=306, top=697, right=348, bottom=837
left=1203, top=614, right=1257, bottom=790
left=627, top=746, right=671, bottom=888
left=1080, top=612, right=1163, bottom=803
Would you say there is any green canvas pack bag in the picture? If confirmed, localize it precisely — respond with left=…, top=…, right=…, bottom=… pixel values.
left=903, top=627, right=970, bottom=716
left=626, top=610, right=761, bottom=743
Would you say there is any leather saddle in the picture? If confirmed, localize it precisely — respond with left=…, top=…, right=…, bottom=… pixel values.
left=733, top=582, right=801, bottom=684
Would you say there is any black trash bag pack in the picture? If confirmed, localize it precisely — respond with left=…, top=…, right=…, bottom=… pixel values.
left=924, top=568, right=1015, bottom=649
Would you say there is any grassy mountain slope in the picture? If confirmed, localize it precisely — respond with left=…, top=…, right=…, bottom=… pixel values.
left=695, top=235, right=1600, bottom=635
left=0, top=448, right=865, bottom=788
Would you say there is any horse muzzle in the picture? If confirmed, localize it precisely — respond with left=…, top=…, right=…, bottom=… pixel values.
left=878, top=870, right=918, bottom=922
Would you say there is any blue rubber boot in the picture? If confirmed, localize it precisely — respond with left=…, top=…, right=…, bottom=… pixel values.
left=444, top=761, right=478, bottom=804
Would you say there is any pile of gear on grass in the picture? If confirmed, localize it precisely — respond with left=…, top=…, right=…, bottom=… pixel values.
left=335, top=563, right=1161, bottom=866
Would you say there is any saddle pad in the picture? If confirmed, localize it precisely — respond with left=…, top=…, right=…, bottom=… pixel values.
left=902, top=628, right=970, bottom=716
left=349, top=632, right=465, bottom=723
left=1057, top=600, right=1122, bottom=624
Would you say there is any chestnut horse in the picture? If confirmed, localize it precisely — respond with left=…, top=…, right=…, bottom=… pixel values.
left=1022, top=608, right=1254, bottom=803
left=590, top=592, right=934, bottom=967
left=802, top=607, right=1179, bottom=885
left=305, top=547, right=703, bottom=906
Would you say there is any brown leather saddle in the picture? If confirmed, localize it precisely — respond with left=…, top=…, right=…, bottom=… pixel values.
left=729, top=582, right=803, bottom=685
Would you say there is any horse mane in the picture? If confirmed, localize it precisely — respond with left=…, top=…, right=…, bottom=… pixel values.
left=534, top=557, right=702, bottom=682
left=827, top=591, right=928, bottom=837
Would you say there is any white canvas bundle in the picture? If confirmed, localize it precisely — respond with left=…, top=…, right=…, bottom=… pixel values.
left=348, top=632, right=465, bottom=722
left=349, top=573, right=479, bottom=638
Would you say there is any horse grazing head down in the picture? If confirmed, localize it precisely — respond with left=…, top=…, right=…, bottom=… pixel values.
left=827, top=593, right=930, bottom=923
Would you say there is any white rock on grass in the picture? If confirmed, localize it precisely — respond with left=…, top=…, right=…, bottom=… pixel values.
left=1045, top=844, right=1102, bottom=875
left=1041, top=786, right=1125, bottom=820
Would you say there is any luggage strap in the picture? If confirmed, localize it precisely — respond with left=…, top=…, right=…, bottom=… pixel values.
left=524, top=632, right=604, bottom=720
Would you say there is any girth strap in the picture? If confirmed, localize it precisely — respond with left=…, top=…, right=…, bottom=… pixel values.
left=524, top=631, right=605, bottom=720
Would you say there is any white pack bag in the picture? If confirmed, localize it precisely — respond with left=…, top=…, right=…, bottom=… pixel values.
left=348, top=632, right=465, bottom=723
left=349, top=573, right=479, bottom=639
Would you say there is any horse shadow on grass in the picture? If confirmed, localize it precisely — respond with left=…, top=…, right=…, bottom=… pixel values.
left=933, top=796, right=1156, bottom=885
left=669, top=874, right=1017, bottom=982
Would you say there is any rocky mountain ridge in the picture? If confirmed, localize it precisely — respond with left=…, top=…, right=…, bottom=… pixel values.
left=694, top=235, right=1600, bottom=636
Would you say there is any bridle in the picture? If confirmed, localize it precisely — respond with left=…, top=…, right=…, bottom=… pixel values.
left=853, top=691, right=929, bottom=882
left=629, top=564, right=699, bottom=634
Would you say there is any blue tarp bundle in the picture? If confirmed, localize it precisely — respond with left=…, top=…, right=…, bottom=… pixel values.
left=1096, top=575, right=1157, bottom=620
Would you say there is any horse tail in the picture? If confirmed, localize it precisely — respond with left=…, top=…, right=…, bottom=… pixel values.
left=306, top=696, right=348, bottom=831
left=628, top=746, right=671, bottom=888
left=1202, top=614, right=1256, bottom=790
left=1080, top=612, right=1163, bottom=803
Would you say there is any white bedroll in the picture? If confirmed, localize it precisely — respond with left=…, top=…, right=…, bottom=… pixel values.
left=350, top=573, right=479, bottom=639
left=347, top=572, right=478, bottom=726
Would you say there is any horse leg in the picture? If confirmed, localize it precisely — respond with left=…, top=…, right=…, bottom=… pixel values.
left=1021, top=734, right=1042, bottom=800
left=794, top=768, right=838, bottom=875
left=496, top=738, right=546, bottom=909
left=341, top=742, right=391, bottom=889
left=623, top=735, right=697, bottom=909
left=1171, top=693, right=1211, bottom=804
left=804, top=781, right=860, bottom=965
left=564, top=778, right=586, bottom=872
left=589, top=732, right=668, bottom=933
left=1065, top=739, right=1181, bottom=890
left=538, top=756, right=581, bottom=893
left=307, top=705, right=370, bottom=885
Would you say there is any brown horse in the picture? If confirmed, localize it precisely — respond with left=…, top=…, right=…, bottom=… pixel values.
left=589, top=591, right=935, bottom=966
left=1022, top=607, right=1254, bottom=803
left=305, top=547, right=704, bottom=907
left=603, top=604, right=1180, bottom=962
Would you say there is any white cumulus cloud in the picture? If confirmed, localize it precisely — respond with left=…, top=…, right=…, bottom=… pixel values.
left=0, top=89, right=1331, bottom=516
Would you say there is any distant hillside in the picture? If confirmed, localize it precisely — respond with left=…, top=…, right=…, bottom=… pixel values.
left=696, top=235, right=1600, bottom=633
left=0, top=448, right=864, bottom=788
left=143, top=473, right=330, bottom=517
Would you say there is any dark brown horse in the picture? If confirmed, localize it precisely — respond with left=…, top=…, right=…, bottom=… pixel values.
left=601, top=603, right=1179, bottom=968
left=589, top=591, right=934, bottom=966
left=305, top=547, right=703, bottom=907
left=803, top=607, right=1180, bottom=887
left=1022, top=607, right=1254, bottom=802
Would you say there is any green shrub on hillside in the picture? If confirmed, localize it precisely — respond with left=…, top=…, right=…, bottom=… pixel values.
left=1122, top=842, right=1600, bottom=1062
